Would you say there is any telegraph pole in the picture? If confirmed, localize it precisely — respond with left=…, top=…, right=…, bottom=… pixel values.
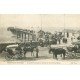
left=64, top=14, right=65, bottom=37
left=40, top=14, right=43, bottom=30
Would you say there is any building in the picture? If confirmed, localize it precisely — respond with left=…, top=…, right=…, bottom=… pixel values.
left=8, top=27, right=37, bottom=42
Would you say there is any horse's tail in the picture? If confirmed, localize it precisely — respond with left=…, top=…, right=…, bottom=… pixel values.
left=49, top=49, right=52, bottom=54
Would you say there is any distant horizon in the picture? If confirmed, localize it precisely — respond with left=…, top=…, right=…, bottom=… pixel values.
left=0, top=14, right=80, bottom=33
left=0, top=26, right=80, bottom=34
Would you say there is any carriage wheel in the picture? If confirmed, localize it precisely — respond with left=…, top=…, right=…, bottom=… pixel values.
left=66, top=52, right=76, bottom=59
left=18, top=53, right=23, bottom=59
left=14, top=54, right=19, bottom=59
left=5, top=54, right=13, bottom=60
left=15, top=53, right=23, bottom=59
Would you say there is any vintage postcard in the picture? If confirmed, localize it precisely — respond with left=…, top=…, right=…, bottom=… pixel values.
left=0, top=14, right=80, bottom=64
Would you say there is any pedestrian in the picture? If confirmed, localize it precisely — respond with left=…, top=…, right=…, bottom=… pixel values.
left=36, top=47, right=39, bottom=58
left=59, top=39, right=61, bottom=44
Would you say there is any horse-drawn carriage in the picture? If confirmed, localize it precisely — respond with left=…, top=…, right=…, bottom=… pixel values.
left=4, top=44, right=22, bottom=60
left=66, top=41, right=80, bottom=58
left=20, top=41, right=39, bottom=58
left=4, top=41, right=39, bottom=60
left=49, top=41, right=80, bottom=60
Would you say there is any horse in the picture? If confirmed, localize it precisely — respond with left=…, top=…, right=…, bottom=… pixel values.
left=39, top=40, right=44, bottom=47
left=23, top=46, right=35, bottom=57
left=49, top=48, right=66, bottom=60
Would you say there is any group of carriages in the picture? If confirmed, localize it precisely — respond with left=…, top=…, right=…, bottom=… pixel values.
left=2, top=39, right=80, bottom=60
left=49, top=41, right=80, bottom=60
left=3, top=41, right=39, bottom=60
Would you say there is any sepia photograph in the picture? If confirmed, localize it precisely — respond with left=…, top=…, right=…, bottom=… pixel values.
left=0, top=14, right=80, bottom=64
left=1, top=1, right=80, bottom=80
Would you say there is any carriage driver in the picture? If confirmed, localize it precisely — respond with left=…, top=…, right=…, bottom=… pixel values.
left=30, top=40, right=33, bottom=48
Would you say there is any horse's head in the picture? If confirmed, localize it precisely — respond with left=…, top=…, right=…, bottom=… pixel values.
left=49, top=48, right=55, bottom=54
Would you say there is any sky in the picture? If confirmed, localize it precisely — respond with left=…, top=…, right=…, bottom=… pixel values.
left=0, top=14, right=80, bottom=33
